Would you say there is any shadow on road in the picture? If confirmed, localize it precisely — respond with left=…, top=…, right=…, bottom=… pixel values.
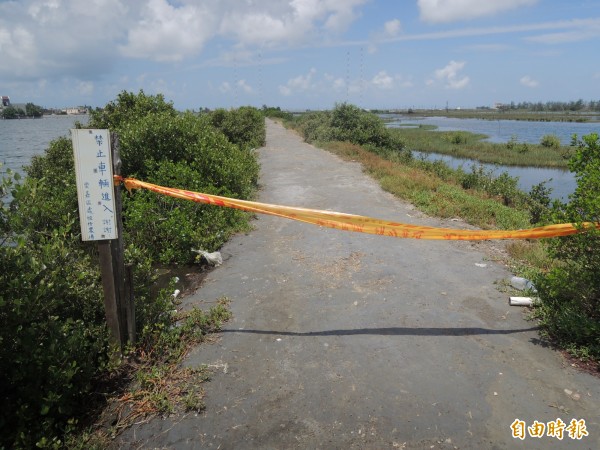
left=222, top=326, right=539, bottom=337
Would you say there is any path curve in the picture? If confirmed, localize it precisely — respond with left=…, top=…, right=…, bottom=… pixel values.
left=119, top=119, right=599, bottom=449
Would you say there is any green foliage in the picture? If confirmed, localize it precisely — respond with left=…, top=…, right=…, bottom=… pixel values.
left=16, top=138, right=81, bottom=243
left=261, top=105, right=294, bottom=121
left=391, top=126, right=567, bottom=169
left=294, top=103, right=408, bottom=157
left=458, top=164, right=526, bottom=207
left=89, top=94, right=260, bottom=264
left=124, top=160, right=252, bottom=264
left=1, top=105, right=24, bottom=119
left=88, top=90, right=176, bottom=131
left=540, top=134, right=561, bottom=148
left=444, top=131, right=469, bottom=144
left=0, top=91, right=260, bottom=446
left=25, top=102, right=43, bottom=118
left=116, top=110, right=259, bottom=192
left=534, top=133, right=600, bottom=361
left=209, top=106, right=266, bottom=150
left=506, top=135, right=530, bottom=154
left=115, top=109, right=258, bottom=263
left=527, top=181, right=553, bottom=225
left=1, top=173, right=110, bottom=449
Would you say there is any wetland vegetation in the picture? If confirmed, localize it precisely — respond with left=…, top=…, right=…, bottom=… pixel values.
left=388, top=125, right=571, bottom=168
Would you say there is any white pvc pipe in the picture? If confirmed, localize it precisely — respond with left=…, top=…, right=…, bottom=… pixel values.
left=509, top=296, right=533, bottom=306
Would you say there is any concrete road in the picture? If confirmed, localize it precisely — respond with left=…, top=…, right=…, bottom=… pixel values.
left=118, top=119, right=599, bottom=449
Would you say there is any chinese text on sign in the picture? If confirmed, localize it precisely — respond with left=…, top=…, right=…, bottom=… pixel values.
left=72, top=129, right=118, bottom=241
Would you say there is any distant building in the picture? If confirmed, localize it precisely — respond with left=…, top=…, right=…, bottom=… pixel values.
left=1, top=95, right=10, bottom=107
left=66, top=107, right=88, bottom=115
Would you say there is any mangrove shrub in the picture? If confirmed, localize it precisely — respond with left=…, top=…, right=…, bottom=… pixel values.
left=0, top=91, right=262, bottom=447
left=209, top=106, right=266, bottom=151
left=534, top=133, right=600, bottom=360
left=294, top=103, right=408, bottom=157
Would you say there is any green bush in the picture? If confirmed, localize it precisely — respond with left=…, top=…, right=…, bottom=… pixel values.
left=534, top=133, right=600, bottom=360
left=540, top=134, right=561, bottom=148
left=209, top=106, right=266, bottom=151
left=444, top=131, right=469, bottom=144
left=0, top=91, right=261, bottom=446
left=13, top=138, right=80, bottom=245
left=527, top=181, right=553, bottom=225
left=116, top=110, right=258, bottom=195
left=459, top=164, right=526, bottom=207
left=261, top=105, right=294, bottom=121
left=506, top=135, right=530, bottom=153
left=1, top=172, right=110, bottom=449
left=294, top=103, right=407, bottom=157
left=125, top=160, right=252, bottom=264
left=88, top=90, right=176, bottom=131
left=1, top=105, right=25, bottom=119
left=116, top=110, right=258, bottom=263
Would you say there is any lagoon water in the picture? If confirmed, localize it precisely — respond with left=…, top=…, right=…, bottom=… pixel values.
left=386, top=115, right=600, bottom=200
left=386, top=115, right=600, bottom=145
left=412, top=150, right=576, bottom=200
left=0, top=115, right=87, bottom=177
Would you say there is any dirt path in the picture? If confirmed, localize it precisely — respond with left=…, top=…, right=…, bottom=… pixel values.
left=119, top=120, right=599, bottom=449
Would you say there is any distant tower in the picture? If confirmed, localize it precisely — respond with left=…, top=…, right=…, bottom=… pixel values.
left=1, top=96, right=10, bottom=107
left=346, top=51, right=350, bottom=103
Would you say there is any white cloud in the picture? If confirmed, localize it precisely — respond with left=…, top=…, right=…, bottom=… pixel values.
left=279, top=86, right=292, bottom=96
left=432, top=60, right=470, bottom=89
left=278, top=68, right=317, bottom=96
left=237, top=79, right=255, bottom=95
left=120, top=0, right=216, bottom=62
left=365, top=71, right=414, bottom=91
left=372, top=71, right=394, bottom=89
left=0, top=0, right=128, bottom=80
left=0, top=0, right=368, bottom=81
left=383, top=19, right=402, bottom=37
left=324, top=73, right=347, bottom=92
left=418, top=0, right=537, bottom=24
left=0, top=26, right=38, bottom=77
left=520, top=75, right=539, bottom=88
left=333, top=78, right=346, bottom=91
left=219, top=82, right=232, bottom=93
left=218, top=0, right=368, bottom=47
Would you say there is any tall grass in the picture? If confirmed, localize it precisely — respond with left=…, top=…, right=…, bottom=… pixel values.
left=322, top=141, right=530, bottom=231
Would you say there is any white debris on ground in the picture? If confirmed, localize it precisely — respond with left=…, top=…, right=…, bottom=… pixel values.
left=192, top=248, right=223, bottom=266
left=509, top=276, right=538, bottom=306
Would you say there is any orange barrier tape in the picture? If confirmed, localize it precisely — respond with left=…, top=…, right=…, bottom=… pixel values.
left=116, top=176, right=599, bottom=241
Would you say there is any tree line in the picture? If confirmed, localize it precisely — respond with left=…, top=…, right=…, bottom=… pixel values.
left=497, top=99, right=600, bottom=112
left=1, top=102, right=44, bottom=119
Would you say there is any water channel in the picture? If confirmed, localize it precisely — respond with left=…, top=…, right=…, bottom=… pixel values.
left=385, top=115, right=600, bottom=200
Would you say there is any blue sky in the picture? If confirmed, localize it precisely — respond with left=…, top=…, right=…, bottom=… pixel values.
left=1, top=0, right=599, bottom=111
